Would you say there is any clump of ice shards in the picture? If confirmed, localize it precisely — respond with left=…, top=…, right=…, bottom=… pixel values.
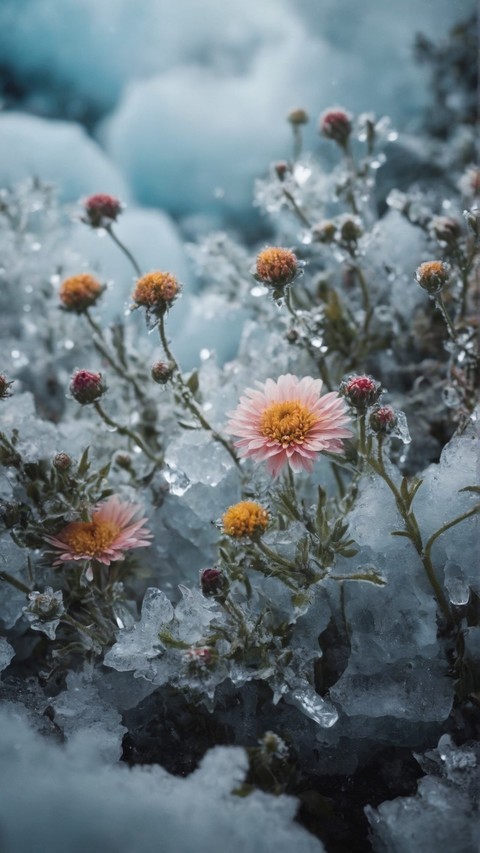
left=0, top=707, right=325, bottom=853
left=366, top=736, right=480, bottom=853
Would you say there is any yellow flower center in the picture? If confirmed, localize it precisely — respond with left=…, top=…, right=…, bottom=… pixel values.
left=60, top=519, right=121, bottom=558
left=223, top=501, right=269, bottom=538
left=260, top=400, right=317, bottom=447
left=256, top=247, right=298, bottom=285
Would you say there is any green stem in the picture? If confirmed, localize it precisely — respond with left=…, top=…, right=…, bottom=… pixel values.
left=158, top=314, right=241, bottom=469
left=331, top=463, right=346, bottom=499
left=105, top=224, right=142, bottom=277
left=0, top=570, right=31, bottom=594
left=435, top=293, right=457, bottom=342
left=367, top=438, right=453, bottom=625
left=424, top=506, right=479, bottom=564
left=93, top=401, right=162, bottom=465
left=256, top=539, right=297, bottom=574
left=282, top=189, right=312, bottom=229
left=84, top=310, right=146, bottom=401
left=292, top=126, right=302, bottom=162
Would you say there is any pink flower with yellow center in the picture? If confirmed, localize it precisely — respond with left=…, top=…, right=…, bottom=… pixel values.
left=44, top=495, right=152, bottom=581
left=227, top=374, right=352, bottom=477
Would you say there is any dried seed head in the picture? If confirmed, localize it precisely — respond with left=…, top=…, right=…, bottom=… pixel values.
left=0, top=374, right=14, bottom=400
left=53, top=452, right=73, bottom=472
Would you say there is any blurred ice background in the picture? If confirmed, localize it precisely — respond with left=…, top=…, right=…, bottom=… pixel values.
left=0, top=0, right=475, bottom=220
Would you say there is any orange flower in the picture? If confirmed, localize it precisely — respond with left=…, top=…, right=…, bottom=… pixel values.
left=255, top=247, right=299, bottom=288
left=59, top=274, right=104, bottom=313
left=222, top=501, right=269, bottom=538
left=132, top=272, right=180, bottom=313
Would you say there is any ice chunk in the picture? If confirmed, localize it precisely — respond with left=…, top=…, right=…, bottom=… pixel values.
left=53, top=670, right=126, bottom=763
left=0, top=113, right=129, bottom=202
left=0, top=707, right=325, bottom=853
left=0, top=637, right=14, bottom=673
left=285, top=685, right=338, bottom=728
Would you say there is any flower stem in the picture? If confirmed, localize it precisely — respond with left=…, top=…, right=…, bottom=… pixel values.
left=367, top=437, right=454, bottom=625
left=158, top=313, right=241, bottom=469
left=105, top=224, right=142, bottom=277
left=0, top=570, right=31, bottom=594
left=282, top=188, right=312, bottom=229
left=84, top=310, right=146, bottom=402
left=93, top=401, right=162, bottom=466
left=435, top=293, right=457, bottom=342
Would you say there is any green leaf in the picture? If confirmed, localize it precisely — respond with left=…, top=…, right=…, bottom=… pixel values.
left=459, top=485, right=480, bottom=494
left=77, top=447, right=90, bottom=476
left=186, top=370, right=199, bottom=395
left=390, top=530, right=411, bottom=538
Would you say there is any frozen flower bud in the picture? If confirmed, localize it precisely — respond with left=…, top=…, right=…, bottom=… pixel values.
left=115, top=453, right=133, bottom=470
left=339, top=215, right=363, bottom=245
left=184, top=646, right=215, bottom=669
left=275, top=161, right=289, bottom=181
left=59, top=273, right=104, bottom=313
left=415, top=260, right=450, bottom=295
left=24, top=588, right=65, bottom=640
left=312, top=220, right=337, bottom=244
left=0, top=373, right=14, bottom=400
left=285, top=328, right=300, bottom=344
left=151, top=360, right=175, bottom=385
left=200, top=568, right=227, bottom=597
left=69, top=369, right=106, bottom=405
left=431, top=216, right=461, bottom=246
left=83, top=193, right=122, bottom=228
left=255, top=247, right=300, bottom=289
left=319, top=107, right=352, bottom=147
left=288, top=108, right=309, bottom=126
left=259, top=731, right=289, bottom=760
left=368, top=405, right=397, bottom=435
left=132, top=271, right=181, bottom=315
left=53, top=452, right=73, bottom=472
left=223, top=501, right=269, bottom=539
left=458, top=166, right=480, bottom=198
left=340, top=375, right=382, bottom=410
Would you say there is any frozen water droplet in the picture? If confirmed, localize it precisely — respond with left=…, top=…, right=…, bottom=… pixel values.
left=286, top=686, right=338, bottom=728
left=444, top=561, right=470, bottom=606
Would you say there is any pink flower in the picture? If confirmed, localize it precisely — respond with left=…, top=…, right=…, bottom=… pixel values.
left=227, top=374, right=352, bottom=477
left=44, top=495, right=153, bottom=580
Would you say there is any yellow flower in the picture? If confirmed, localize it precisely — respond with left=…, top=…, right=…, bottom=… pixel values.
left=255, top=247, right=299, bottom=288
left=222, top=501, right=269, bottom=539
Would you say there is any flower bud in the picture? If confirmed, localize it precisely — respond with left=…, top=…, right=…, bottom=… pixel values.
left=319, top=108, right=352, bottom=147
left=132, top=272, right=181, bottom=315
left=340, top=375, right=382, bottom=410
left=274, top=161, right=289, bottom=181
left=415, top=260, right=449, bottom=295
left=59, top=273, right=104, bottom=313
left=312, top=220, right=337, bottom=244
left=53, top=452, right=73, bottom=472
left=184, top=646, right=215, bottom=669
left=69, top=369, right=106, bottom=405
left=368, top=405, right=397, bottom=435
left=339, top=215, right=363, bottom=245
left=151, top=360, right=175, bottom=385
left=431, top=216, right=461, bottom=246
left=0, top=374, right=13, bottom=400
left=83, top=193, right=122, bottom=228
left=200, top=568, right=227, bottom=597
left=288, top=108, right=309, bottom=125
left=254, top=247, right=300, bottom=289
